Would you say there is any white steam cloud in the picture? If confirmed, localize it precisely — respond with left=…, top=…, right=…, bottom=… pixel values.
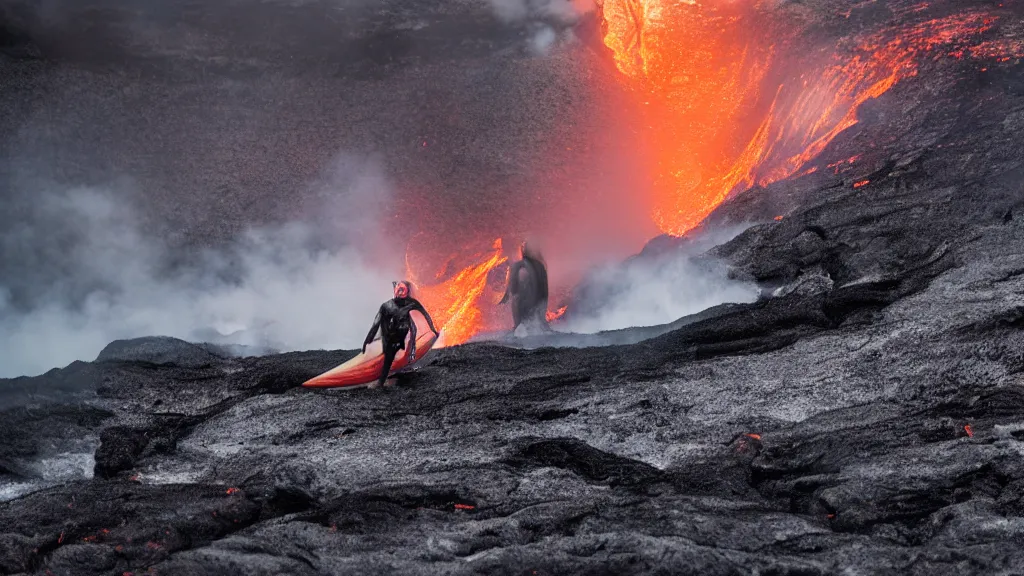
left=528, top=24, right=559, bottom=55
left=485, top=0, right=595, bottom=55
left=487, top=0, right=591, bottom=22
left=564, top=225, right=760, bottom=334
left=0, top=158, right=398, bottom=379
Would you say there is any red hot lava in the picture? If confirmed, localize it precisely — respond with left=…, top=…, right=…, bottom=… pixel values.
left=385, top=3, right=1023, bottom=346
left=597, top=1, right=1022, bottom=236
left=546, top=306, right=569, bottom=323
left=405, top=239, right=509, bottom=347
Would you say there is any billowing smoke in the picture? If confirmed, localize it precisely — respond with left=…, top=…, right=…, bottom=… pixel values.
left=486, top=0, right=593, bottom=23
left=564, top=224, right=760, bottom=334
left=485, top=0, right=596, bottom=54
left=0, top=157, right=397, bottom=379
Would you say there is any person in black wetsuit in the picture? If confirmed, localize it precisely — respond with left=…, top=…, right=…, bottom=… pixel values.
left=363, top=280, right=439, bottom=388
left=499, top=241, right=551, bottom=335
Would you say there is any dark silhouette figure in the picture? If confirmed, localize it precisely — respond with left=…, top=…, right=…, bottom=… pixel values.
left=499, top=242, right=551, bottom=334
left=363, top=281, right=439, bottom=388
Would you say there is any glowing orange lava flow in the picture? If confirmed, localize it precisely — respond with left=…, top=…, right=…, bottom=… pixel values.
left=406, top=239, right=508, bottom=347
left=742, top=13, right=1006, bottom=191
left=598, top=1, right=1019, bottom=236
left=546, top=305, right=568, bottom=322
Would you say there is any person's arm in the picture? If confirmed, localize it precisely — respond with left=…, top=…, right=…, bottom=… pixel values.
left=498, top=261, right=521, bottom=304
left=409, top=299, right=440, bottom=336
left=533, top=258, right=549, bottom=299
left=363, top=306, right=383, bottom=353
left=407, top=317, right=419, bottom=361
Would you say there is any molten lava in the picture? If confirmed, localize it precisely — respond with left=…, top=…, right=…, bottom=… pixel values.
left=546, top=305, right=568, bottom=323
left=378, top=3, right=1022, bottom=347
left=404, top=240, right=573, bottom=344
left=598, top=1, right=1020, bottom=236
left=406, top=239, right=508, bottom=347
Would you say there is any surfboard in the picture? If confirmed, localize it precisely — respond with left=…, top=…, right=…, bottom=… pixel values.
left=302, top=311, right=440, bottom=389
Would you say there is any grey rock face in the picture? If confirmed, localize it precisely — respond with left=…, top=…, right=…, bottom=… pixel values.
left=95, top=336, right=224, bottom=368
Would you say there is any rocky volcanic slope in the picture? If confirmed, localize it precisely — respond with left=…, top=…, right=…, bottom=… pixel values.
left=4, top=5, right=1024, bottom=576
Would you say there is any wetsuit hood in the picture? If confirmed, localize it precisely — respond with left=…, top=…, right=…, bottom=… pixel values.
left=393, top=280, right=411, bottom=299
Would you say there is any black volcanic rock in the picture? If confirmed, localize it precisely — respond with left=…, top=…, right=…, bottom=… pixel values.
left=2, top=0, right=1024, bottom=574
left=0, top=404, right=111, bottom=482
left=96, top=336, right=224, bottom=368
left=93, top=425, right=150, bottom=479
left=0, top=361, right=104, bottom=408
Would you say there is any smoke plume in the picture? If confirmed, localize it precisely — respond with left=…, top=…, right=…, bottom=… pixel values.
left=485, top=0, right=595, bottom=54
left=0, top=158, right=397, bottom=379
left=564, top=225, right=760, bottom=334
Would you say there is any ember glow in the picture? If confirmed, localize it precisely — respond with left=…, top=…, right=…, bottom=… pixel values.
left=373, top=3, right=1023, bottom=348
left=546, top=306, right=569, bottom=323
left=598, top=1, right=1019, bottom=236
left=403, top=240, right=573, bottom=345
left=406, top=239, right=508, bottom=347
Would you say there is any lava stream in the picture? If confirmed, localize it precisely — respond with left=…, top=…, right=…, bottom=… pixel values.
left=546, top=305, right=568, bottom=322
left=598, top=1, right=1021, bottom=236
left=406, top=239, right=508, bottom=347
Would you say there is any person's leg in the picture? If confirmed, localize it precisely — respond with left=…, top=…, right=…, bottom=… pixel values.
left=371, top=345, right=398, bottom=389
left=536, top=300, right=553, bottom=331
left=511, top=298, right=523, bottom=333
left=407, top=322, right=418, bottom=361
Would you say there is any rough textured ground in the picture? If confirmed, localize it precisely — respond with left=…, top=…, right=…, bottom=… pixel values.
left=3, top=0, right=1024, bottom=574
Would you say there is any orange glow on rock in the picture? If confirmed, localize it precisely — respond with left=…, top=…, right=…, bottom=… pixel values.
left=407, top=239, right=508, bottom=347
left=853, top=179, right=871, bottom=188
left=598, top=2, right=1017, bottom=236
left=546, top=305, right=568, bottom=322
